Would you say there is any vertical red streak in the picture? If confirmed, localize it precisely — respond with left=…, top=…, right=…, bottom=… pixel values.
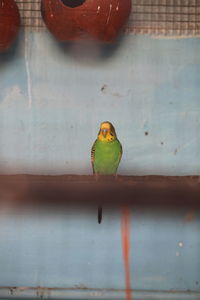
left=121, top=207, right=132, bottom=300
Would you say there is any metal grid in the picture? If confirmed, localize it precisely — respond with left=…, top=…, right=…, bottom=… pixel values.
left=15, top=0, right=43, bottom=28
left=15, top=0, right=200, bottom=36
left=128, top=0, right=200, bottom=36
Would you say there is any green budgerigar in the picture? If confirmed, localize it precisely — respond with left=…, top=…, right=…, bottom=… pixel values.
left=91, top=121, right=123, bottom=176
left=91, top=121, right=123, bottom=224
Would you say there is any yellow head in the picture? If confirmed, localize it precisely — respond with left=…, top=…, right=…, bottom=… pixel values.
left=97, top=121, right=117, bottom=142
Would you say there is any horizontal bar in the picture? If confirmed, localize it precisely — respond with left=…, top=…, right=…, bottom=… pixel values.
left=0, top=175, right=200, bottom=208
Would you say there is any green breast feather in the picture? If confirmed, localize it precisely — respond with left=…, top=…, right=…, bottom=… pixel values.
left=91, top=139, right=122, bottom=175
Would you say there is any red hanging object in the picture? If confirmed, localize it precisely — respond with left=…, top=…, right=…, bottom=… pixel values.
left=41, top=0, right=131, bottom=42
left=0, top=0, right=20, bottom=52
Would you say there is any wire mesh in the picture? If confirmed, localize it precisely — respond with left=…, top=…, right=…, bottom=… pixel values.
left=128, top=0, right=200, bottom=36
left=15, top=0, right=200, bottom=36
left=15, top=0, right=43, bottom=28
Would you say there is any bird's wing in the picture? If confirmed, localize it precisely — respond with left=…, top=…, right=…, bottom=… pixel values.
left=118, top=140, right=123, bottom=164
left=91, top=140, right=97, bottom=174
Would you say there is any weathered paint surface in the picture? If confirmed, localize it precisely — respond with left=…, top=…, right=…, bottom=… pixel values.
left=0, top=32, right=200, bottom=175
left=121, top=207, right=132, bottom=300
left=0, top=208, right=199, bottom=294
left=0, top=287, right=200, bottom=300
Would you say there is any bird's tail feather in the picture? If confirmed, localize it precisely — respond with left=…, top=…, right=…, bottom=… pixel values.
left=98, top=206, right=102, bottom=224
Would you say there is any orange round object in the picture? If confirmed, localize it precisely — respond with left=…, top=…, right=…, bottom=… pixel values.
left=41, top=0, right=131, bottom=42
left=0, top=0, right=20, bottom=52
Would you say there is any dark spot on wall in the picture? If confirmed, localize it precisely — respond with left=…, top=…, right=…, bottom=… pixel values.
left=145, top=131, right=148, bottom=136
left=169, top=102, right=173, bottom=105
left=174, top=148, right=178, bottom=155
left=10, top=288, right=15, bottom=296
left=196, top=281, right=199, bottom=285
left=101, top=84, right=107, bottom=93
left=161, top=142, right=164, bottom=145
left=61, top=0, right=86, bottom=8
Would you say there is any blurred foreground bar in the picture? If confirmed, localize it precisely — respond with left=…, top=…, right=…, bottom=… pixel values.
left=0, top=175, right=200, bottom=209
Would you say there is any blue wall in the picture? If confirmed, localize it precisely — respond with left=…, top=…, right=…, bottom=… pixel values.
left=0, top=31, right=200, bottom=299
left=0, top=207, right=199, bottom=295
left=0, top=32, right=200, bottom=175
